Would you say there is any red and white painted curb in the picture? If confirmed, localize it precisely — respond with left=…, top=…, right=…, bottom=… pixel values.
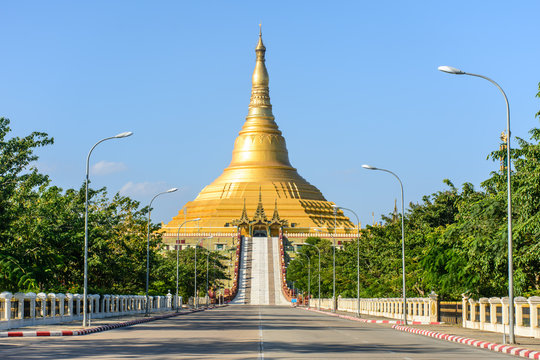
left=393, top=324, right=540, bottom=359
left=0, top=307, right=217, bottom=338
left=303, top=307, right=442, bottom=325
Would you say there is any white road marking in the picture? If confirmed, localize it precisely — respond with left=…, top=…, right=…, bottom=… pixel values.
left=258, top=308, right=265, bottom=359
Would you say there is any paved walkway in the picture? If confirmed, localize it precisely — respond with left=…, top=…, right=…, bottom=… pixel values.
left=251, top=237, right=269, bottom=305
left=0, top=308, right=205, bottom=335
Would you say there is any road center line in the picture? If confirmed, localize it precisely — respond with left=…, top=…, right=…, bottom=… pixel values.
left=258, top=308, right=265, bottom=359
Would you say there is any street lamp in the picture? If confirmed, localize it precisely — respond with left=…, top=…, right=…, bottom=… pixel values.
left=297, top=252, right=311, bottom=307
left=146, top=188, right=178, bottom=316
left=303, top=242, right=321, bottom=310
left=206, top=236, right=213, bottom=307
left=175, top=218, right=200, bottom=311
left=438, top=65, right=514, bottom=343
left=194, top=235, right=213, bottom=309
left=330, top=206, right=337, bottom=312
left=335, top=206, right=361, bottom=317
left=362, top=164, right=407, bottom=325
left=83, top=131, right=132, bottom=327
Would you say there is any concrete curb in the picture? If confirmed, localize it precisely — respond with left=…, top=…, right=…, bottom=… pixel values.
left=393, top=324, right=540, bottom=359
left=302, top=307, right=443, bottom=325
left=0, top=306, right=221, bottom=338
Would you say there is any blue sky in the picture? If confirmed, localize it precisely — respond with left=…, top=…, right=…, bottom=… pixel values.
left=1, top=1, right=539, bottom=227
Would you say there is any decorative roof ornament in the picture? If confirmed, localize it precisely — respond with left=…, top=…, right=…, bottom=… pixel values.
left=251, top=187, right=268, bottom=224
left=270, top=199, right=288, bottom=227
left=231, top=198, right=250, bottom=227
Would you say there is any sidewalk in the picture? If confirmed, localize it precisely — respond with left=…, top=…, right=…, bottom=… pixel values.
left=303, top=306, right=540, bottom=358
left=0, top=305, right=220, bottom=337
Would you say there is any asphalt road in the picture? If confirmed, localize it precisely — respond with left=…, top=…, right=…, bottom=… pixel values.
left=0, top=305, right=515, bottom=359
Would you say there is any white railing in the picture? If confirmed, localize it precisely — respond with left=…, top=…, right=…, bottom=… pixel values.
left=312, top=294, right=439, bottom=323
left=0, top=291, right=176, bottom=330
left=188, top=296, right=210, bottom=308
left=462, top=295, right=540, bottom=338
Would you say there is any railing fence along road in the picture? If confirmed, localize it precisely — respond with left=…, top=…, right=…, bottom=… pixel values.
left=0, top=291, right=176, bottom=330
left=311, top=293, right=540, bottom=338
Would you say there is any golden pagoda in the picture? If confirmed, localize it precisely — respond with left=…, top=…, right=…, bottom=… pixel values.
left=161, top=30, right=355, bottom=243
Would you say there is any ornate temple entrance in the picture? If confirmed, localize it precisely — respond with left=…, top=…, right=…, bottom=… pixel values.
left=232, top=192, right=288, bottom=238
left=252, top=226, right=267, bottom=237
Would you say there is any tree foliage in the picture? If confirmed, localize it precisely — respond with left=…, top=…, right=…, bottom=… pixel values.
left=288, top=83, right=540, bottom=300
left=0, top=117, right=228, bottom=296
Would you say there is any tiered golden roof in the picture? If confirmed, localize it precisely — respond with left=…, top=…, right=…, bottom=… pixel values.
left=162, top=30, right=354, bottom=237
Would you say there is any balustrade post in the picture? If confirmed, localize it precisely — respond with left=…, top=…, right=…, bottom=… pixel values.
left=502, top=297, right=510, bottom=326
left=428, top=292, right=438, bottom=323
left=66, top=293, right=74, bottom=318
left=479, top=298, right=489, bottom=329
left=461, top=293, right=469, bottom=327
left=469, top=298, right=477, bottom=328
left=1, top=292, right=13, bottom=327
left=515, top=297, right=527, bottom=327
left=489, top=297, right=499, bottom=326
left=73, top=294, right=82, bottom=317
left=57, top=293, right=65, bottom=318
left=26, top=292, right=37, bottom=324
left=14, top=293, right=25, bottom=321
left=167, top=291, right=172, bottom=309
left=528, top=296, right=540, bottom=337
left=48, top=293, right=57, bottom=319
left=101, top=295, right=107, bottom=315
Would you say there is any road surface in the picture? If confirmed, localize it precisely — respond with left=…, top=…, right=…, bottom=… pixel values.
left=0, top=305, right=514, bottom=359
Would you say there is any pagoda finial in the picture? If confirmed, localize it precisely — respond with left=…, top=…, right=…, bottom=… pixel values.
left=249, top=27, right=271, bottom=115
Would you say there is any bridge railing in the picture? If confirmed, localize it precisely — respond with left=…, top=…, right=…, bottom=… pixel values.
left=312, top=294, right=439, bottom=323
left=0, top=291, right=174, bottom=330
left=462, top=294, right=540, bottom=338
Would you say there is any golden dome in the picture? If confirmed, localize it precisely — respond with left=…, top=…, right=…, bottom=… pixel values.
left=162, top=31, right=354, bottom=237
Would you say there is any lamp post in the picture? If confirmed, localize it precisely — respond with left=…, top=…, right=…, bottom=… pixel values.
left=194, top=235, right=212, bottom=309
left=206, top=236, right=213, bottom=307
left=303, top=242, right=321, bottom=310
left=83, top=131, right=132, bottom=327
left=362, top=164, right=407, bottom=325
left=175, top=218, right=200, bottom=312
left=335, top=206, right=361, bottom=317
left=438, top=65, right=514, bottom=343
left=330, top=206, right=337, bottom=312
left=315, top=229, right=322, bottom=310
left=146, top=188, right=178, bottom=316
left=298, top=252, right=311, bottom=307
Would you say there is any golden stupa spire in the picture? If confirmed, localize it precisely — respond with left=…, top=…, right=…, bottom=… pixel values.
left=161, top=29, right=355, bottom=241
left=246, top=25, right=274, bottom=122
left=189, top=29, right=329, bottom=201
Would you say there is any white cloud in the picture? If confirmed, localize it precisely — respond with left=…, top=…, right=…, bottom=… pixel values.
left=119, top=181, right=169, bottom=197
left=91, top=161, right=128, bottom=175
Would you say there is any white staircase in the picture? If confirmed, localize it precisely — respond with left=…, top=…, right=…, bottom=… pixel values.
left=250, top=237, right=269, bottom=305
left=231, top=236, right=289, bottom=305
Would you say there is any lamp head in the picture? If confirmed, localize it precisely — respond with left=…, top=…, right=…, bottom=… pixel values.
left=438, top=66, right=465, bottom=75
left=167, top=188, right=178, bottom=193
left=194, top=218, right=201, bottom=221
left=114, top=131, right=133, bottom=138
left=362, top=164, right=377, bottom=170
